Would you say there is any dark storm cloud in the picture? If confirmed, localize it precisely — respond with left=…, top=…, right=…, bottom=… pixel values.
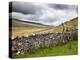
left=49, top=4, right=77, bottom=10
left=10, top=1, right=78, bottom=14
left=49, top=4, right=78, bottom=14
left=9, top=1, right=78, bottom=26
left=11, top=1, right=43, bottom=14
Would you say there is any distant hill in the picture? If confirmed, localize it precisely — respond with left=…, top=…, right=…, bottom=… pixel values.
left=12, top=19, right=52, bottom=28
left=37, top=17, right=78, bottom=33
left=63, top=17, right=78, bottom=30
left=10, top=17, right=78, bottom=38
left=11, top=19, right=53, bottom=38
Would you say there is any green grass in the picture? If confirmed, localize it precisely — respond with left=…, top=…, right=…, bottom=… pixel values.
left=13, top=40, right=78, bottom=58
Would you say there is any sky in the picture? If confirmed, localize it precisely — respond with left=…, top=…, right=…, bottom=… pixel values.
left=9, top=1, right=78, bottom=26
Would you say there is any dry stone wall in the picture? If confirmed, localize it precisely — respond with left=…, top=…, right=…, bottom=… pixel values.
left=11, top=29, right=78, bottom=55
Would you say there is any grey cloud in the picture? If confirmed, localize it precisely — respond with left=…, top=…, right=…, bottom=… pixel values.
left=12, top=1, right=43, bottom=14
left=11, top=1, right=78, bottom=14
left=10, top=1, right=78, bottom=26
left=49, top=4, right=77, bottom=10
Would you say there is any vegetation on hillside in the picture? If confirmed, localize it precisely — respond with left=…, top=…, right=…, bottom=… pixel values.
left=10, top=17, right=78, bottom=38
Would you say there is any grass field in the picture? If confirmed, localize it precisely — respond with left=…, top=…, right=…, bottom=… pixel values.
left=11, top=27, right=47, bottom=38
left=11, top=18, right=78, bottom=58
left=11, top=17, right=78, bottom=38
left=14, top=40, right=78, bottom=58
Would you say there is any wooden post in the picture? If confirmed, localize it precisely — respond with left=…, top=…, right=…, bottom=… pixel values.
left=62, top=23, right=65, bottom=33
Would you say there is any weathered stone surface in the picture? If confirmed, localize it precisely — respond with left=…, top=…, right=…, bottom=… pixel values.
left=11, top=29, right=78, bottom=55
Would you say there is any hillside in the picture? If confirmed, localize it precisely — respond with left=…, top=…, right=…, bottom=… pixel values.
left=63, top=17, right=78, bottom=30
left=39, top=17, right=78, bottom=33
left=11, top=19, right=53, bottom=38
left=10, top=17, right=78, bottom=38
left=12, top=19, right=52, bottom=28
